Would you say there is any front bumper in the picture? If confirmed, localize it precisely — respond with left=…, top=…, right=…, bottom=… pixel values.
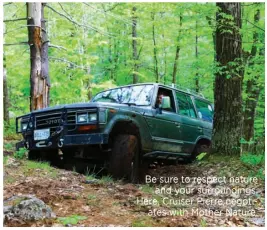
left=16, top=133, right=109, bottom=151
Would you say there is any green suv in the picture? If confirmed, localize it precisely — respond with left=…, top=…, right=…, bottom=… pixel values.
left=16, top=83, right=213, bottom=182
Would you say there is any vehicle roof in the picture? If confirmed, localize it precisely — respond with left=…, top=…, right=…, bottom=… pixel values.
left=93, top=82, right=212, bottom=103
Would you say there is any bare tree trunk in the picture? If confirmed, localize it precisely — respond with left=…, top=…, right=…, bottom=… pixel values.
left=212, top=3, right=243, bottom=156
left=132, top=6, right=138, bottom=84
left=151, top=12, right=159, bottom=83
left=243, top=9, right=262, bottom=151
left=27, top=3, right=50, bottom=111
left=195, top=20, right=199, bottom=92
left=172, top=14, right=182, bottom=84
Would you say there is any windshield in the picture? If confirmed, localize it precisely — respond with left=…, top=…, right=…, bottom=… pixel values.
left=92, top=84, right=154, bottom=106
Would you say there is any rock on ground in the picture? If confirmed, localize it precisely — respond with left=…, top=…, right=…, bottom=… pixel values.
left=4, top=195, right=56, bottom=222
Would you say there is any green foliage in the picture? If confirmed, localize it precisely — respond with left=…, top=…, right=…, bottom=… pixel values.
left=131, top=217, right=153, bottom=227
left=4, top=143, right=13, bottom=151
left=200, top=218, right=207, bottom=227
left=196, top=152, right=207, bottom=161
left=4, top=119, right=19, bottom=139
left=3, top=2, right=265, bottom=149
left=58, top=215, right=87, bottom=226
left=240, top=153, right=264, bottom=166
left=14, top=148, right=27, bottom=159
left=4, top=156, right=9, bottom=165
left=99, top=175, right=114, bottom=184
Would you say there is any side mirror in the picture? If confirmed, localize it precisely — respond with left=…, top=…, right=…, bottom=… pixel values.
left=161, top=96, right=171, bottom=109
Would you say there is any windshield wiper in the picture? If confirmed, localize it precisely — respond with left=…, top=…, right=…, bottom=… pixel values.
left=120, top=102, right=137, bottom=106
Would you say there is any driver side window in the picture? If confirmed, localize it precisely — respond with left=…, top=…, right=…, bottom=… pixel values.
left=155, top=87, right=176, bottom=112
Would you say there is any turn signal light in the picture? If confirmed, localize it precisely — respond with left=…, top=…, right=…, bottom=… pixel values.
left=78, top=125, right=97, bottom=131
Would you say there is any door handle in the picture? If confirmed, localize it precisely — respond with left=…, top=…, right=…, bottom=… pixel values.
left=175, top=122, right=180, bottom=128
left=198, top=127, right=203, bottom=132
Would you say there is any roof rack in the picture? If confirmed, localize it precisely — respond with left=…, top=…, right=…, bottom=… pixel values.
left=168, top=83, right=205, bottom=98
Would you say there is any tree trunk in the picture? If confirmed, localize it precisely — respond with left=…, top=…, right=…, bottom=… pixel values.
left=151, top=12, right=159, bottom=83
left=132, top=6, right=138, bottom=84
left=27, top=3, right=50, bottom=111
left=172, top=14, right=182, bottom=84
left=212, top=3, right=243, bottom=156
left=242, top=9, right=262, bottom=151
left=195, top=19, right=199, bottom=92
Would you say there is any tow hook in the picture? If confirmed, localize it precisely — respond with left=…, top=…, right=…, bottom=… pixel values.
left=24, top=141, right=29, bottom=149
left=58, top=139, right=64, bottom=148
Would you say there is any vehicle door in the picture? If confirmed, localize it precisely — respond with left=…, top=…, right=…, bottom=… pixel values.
left=193, top=98, right=213, bottom=139
left=175, top=91, right=203, bottom=154
left=144, top=87, right=183, bottom=153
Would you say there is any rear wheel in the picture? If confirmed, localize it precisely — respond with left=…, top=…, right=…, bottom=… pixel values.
left=189, top=143, right=211, bottom=163
left=108, top=134, right=144, bottom=183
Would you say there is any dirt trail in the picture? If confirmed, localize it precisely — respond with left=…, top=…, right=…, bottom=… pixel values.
left=3, top=156, right=265, bottom=227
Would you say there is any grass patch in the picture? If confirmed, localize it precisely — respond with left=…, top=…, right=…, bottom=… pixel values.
left=200, top=218, right=207, bottom=227
left=131, top=217, right=154, bottom=227
left=58, top=214, right=87, bottom=226
left=139, top=184, right=154, bottom=194
left=4, top=143, right=13, bottom=151
left=5, top=175, right=16, bottom=184
left=14, top=148, right=27, bottom=159
left=25, top=160, right=51, bottom=170
left=99, top=175, right=114, bottom=184
left=23, top=160, right=58, bottom=177
left=4, top=156, right=9, bottom=165
left=87, top=194, right=97, bottom=200
left=85, top=173, right=96, bottom=181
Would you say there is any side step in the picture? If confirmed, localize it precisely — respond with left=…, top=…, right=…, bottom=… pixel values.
left=143, top=151, right=191, bottom=161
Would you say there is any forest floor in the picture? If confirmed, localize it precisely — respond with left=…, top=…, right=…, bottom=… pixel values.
left=3, top=140, right=265, bottom=227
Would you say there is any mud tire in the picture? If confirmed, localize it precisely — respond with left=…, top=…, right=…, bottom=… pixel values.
left=108, top=134, right=143, bottom=183
left=189, top=143, right=211, bottom=163
left=28, top=150, right=41, bottom=161
left=28, top=150, right=61, bottom=166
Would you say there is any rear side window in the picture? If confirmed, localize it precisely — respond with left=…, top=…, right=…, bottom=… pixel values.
left=194, top=99, right=213, bottom=122
left=176, top=92, right=197, bottom=118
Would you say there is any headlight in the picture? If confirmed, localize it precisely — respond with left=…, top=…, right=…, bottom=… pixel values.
left=21, top=121, right=33, bottom=131
left=77, top=113, right=88, bottom=123
left=21, top=123, right=28, bottom=131
left=89, top=113, right=97, bottom=122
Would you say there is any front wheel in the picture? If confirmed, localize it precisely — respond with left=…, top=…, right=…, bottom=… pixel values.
left=108, top=134, right=144, bottom=183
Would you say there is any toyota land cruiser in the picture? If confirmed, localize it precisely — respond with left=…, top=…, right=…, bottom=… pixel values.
left=16, top=83, right=213, bottom=182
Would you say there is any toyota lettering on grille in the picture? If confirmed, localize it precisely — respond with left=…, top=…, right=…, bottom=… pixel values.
left=45, top=119, right=61, bottom=125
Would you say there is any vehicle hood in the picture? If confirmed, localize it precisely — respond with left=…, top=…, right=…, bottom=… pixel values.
left=24, top=102, right=150, bottom=115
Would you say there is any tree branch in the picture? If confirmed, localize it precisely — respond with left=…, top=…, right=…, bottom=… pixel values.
left=4, top=17, right=28, bottom=23
left=4, top=2, right=12, bottom=6
left=245, top=19, right=265, bottom=32
left=49, top=44, right=67, bottom=51
left=4, top=42, right=28, bottom=46
left=45, top=4, right=115, bottom=37
left=49, top=57, right=89, bottom=70
left=4, top=25, right=42, bottom=35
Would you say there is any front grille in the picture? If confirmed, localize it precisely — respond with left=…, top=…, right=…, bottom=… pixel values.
left=35, top=108, right=97, bottom=133
left=35, top=111, right=76, bottom=132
